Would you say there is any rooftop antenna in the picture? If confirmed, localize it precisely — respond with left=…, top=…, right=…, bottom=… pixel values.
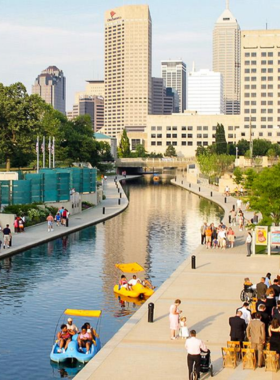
left=226, top=0, right=229, bottom=10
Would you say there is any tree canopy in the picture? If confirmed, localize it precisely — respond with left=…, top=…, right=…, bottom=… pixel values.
left=215, top=123, right=227, bottom=154
left=197, top=153, right=234, bottom=179
left=118, top=129, right=131, bottom=158
left=165, top=145, right=177, bottom=157
left=249, top=163, right=280, bottom=225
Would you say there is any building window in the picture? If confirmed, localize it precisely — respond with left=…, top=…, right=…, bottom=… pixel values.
left=228, top=134, right=233, bottom=138
left=261, top=109, right=266, bottom=113
left=197, top=134, right=202, bottom=138
left=203, top=126, right=208, bottom=130
left=245, top=53, right=250, bottom=57
left=157, top=126, right=162, bottom=131
left=261, top=101, right=266, bottom=105
left=187, top=134, right=193, bottom=138
left=172, top=134, right=177, bottom=138
left=259, top=132, right=263, bottom=137
left=151, top=126, right=156, bottom=131
left=261, top=52, right=267, bottom=57
left=197, top=141, right=202, bottom=146
left=261, top=117, right=267, bottom=121
left=245, top=85, right=250, bottom=89
left=166, top=133, right=171, bottom=138
left=203, top=134, right=208, bottom=138
left=261, top=125, right=266, bottom=128
left=172, top=126, right=177, bottom=130
left=203, top=142, right=208, bottom=146
left=173, top=141, right=177, bottom=146
left=187, top=141, right=193, bottom=146
left=251, top=109, right=256, bottom=113
left=228, top=126, right=234, bottom=130
left=166, top=141, right=171, bottom=146
left=244, top=109, right=250, bottom=114
left=151, top=134, right=156, bottom=138
left=261, top=60, right=266, bottom=65
left=245, top=69, right=250, bottom=73
left=251, top=52, right=257, bottom=57
left=182, top=141, right=186, bottom=146
left=167, top=126, right=171, bottom=131
left=244, top=117, right=250, bottom=121
left=157, top=141, right=162, bottom=146
left=261, top=76, right=266, bottom=81
left=151, top=141, right=156, bottom=146
left=157, top=134, right=162, bottom=138
left=245, top=77, right=250, bottom=82
left=261, top=68, right=266, bottom=73
left=188, top=126, right=193, bottom=130
left=197, top=126, right=202, bottom=130
left=245, top=60, right=250, bottom=65
left=268, top=52, right=273, bottom=57
left=182, top=126, right=186, bottom=130
left=268, top=60, right=273, bottom=65
left=251, top=61, right=257, bottom=65
left=268, top=132, right=272, bottom=137
left=182, top=134, right=186, bottom=138
left=212, top=126, right=217, bottom=130
left=244, top=101, right=250, bottom=106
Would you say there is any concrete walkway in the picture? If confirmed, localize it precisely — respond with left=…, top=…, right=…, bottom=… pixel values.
left=74, top=174, right=280, bottom=380
left=0, top=176, right=129, bottom=260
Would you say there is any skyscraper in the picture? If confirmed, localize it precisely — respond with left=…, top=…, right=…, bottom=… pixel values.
left=161, top=60, right=186, bottom=113
left=187, top=69, right=224, bottom=114
left=239, top=30, right=280, bottom=144
left=32, top=66, right=66, bottom=114
left=213, top=0, right=240, bottom=115
left=103, top=5, right=152, bottom=137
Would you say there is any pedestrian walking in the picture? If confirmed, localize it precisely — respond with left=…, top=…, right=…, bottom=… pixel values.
left=46, top=213, right=54, bottom=232
left=246, top=232, right=252, bottom=257
left=3, top=224, right=12, bottom=249
left=185, top=330, right=207, bottom=380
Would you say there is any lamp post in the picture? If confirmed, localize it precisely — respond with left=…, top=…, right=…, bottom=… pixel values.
left=236, top=146, right=238, bottom=160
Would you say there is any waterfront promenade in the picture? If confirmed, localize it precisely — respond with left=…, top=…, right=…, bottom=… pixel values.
left=0, top=177, right=128, bottom=260
left=74, top=175, right=280, bottom=380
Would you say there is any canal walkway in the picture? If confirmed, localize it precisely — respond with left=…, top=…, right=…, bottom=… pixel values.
left=74, top=175, right=280, bottom=380
left=0, top=176, right=129, bottom=260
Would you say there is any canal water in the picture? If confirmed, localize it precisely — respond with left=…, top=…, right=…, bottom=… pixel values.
left=0, top=176, right=223, bottom=379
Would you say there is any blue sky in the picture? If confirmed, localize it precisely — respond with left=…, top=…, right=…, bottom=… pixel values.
left=1, top=0, right=280, bottom=110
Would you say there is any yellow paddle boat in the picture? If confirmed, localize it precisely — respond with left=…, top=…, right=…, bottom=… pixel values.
left=114, top=262, right=155, bottom=298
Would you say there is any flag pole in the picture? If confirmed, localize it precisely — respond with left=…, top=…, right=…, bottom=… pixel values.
left=53, top=136, right=55, bottom=168
left=36, top=136, right=39, bottom=173
left=43, top=136, right=45, bottom=168
left=49, top=136, right=51, bottom=168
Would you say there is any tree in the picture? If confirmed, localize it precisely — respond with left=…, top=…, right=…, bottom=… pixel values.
left=118, top=129, right=131, bottom=158
left=134, top=144, right=147, bottom=158
left=215, top=123, right=227, bottom=154
left=96, top=141, right=114, bottom=162
left=165, top=145, right=177, bottom=157
left=249, top=163, right=280, bottom=225
left=233, top=167, right=244, bottom=185
left=0, top=82, right=47, bottom=168
left=244, top=168, right=257, bottom=192
left=197, top=153, right=234, bottom=179
left=237, top=139, right=250, bottom=156
left=252, top=139, right=272, bottom=156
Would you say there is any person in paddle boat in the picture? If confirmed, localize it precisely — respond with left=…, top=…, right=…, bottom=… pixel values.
left=85, top=322, right=99, bottom=346
left=142, top=278, right=155, bottom=290
left=66, top=317, right=79, bottom=335
left=57, top=324, right=72, bottom=353
left=78, top=325, right=93, bottom=354
left=119, top=275, right=132, bottom=290
left=128, top=274, right=141, bottom=286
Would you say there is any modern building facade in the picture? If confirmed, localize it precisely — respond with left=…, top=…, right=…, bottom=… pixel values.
left=146, top=112, right=241, bottom=157
left=187, top=69, right=224, bottom=114
left=32, top=66, right=66, bottom=114
left=161, top=60, right=186, bottom=113
left=151, top=77, right=174, bottom=115
left=103, top=5, right=152, bottom=137
left=67, top=96, right=104, bottom=132
left=75, top=80, right=105, bottom=104
left=213, top=1, right=240, bottom=115
left=241, top=30, right=280, bottom=143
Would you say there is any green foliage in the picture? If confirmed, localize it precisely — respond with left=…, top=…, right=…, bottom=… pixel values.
left=118, top=129, right=131, bottom=158
left=0, top=83, right=47, bottom=168
left=215, top=123, right=227, bottom=154
left=164, top=144, right=177, bottom=157
left=249, top=163, right=280, bottom=225
left=132, top=144, right=147, bottom=158
left=244, top=168, right=258, bottom=191
left=197, top=153, right=234, bottom=179
left=233, top=167, right=244, bottom=185
left=227, top=143, right=236, bottom=156
left=252, top=139, right=272, bottom=156
left=148, top=152, right=163, bottom=158
left=3, top=203, right=58, bottom=226
left=237, top=139, right=250, bottom=156
left=82, top=201, right=94, bottom=210
left=96, top=141, right=114, bottom=162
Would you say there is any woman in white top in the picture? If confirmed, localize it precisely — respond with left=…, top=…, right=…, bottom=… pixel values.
left=246, top=232, right=252, bottom=257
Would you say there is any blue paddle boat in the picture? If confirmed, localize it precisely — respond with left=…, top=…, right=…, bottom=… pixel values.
left=50, top=309, right=102, bottom=364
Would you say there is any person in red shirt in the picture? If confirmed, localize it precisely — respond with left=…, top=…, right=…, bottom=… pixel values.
left=57, top=324, right=72, bottom=353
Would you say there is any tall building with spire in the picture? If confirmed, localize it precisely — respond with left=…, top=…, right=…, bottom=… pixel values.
left=103, top=5, right=152, bottom=137
left=32, top=66, right=66, bottom=114
left=213, top=0, right=240, bottom=115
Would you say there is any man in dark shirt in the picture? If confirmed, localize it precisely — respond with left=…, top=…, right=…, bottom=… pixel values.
left=270, top=279, right=280, bottom=299
left=229, top=311, right=246, bottom=344
left=256, top=277, right=267, bottom=300
left=3, top=224, right=11, bottom=249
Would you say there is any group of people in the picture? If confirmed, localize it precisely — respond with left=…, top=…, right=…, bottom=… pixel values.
left=169, top=299, right=208, bottom=379
left=46, top=207, right=70, bottom=232
left=200, top=222, right=236, bottom=249
left=119, top=274, right=155, bottom=290
left=13, top=215, right=25, bottom=233
left=57, top=317, right=98, bottom=355
left=229, top=274, right=280, bottom=367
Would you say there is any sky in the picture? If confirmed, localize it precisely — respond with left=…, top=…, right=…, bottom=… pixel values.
left=1, top=0, right=280, bottom=110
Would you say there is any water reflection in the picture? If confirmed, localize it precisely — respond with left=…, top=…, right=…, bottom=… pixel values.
left=0, top=175, right=223, bottom=380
